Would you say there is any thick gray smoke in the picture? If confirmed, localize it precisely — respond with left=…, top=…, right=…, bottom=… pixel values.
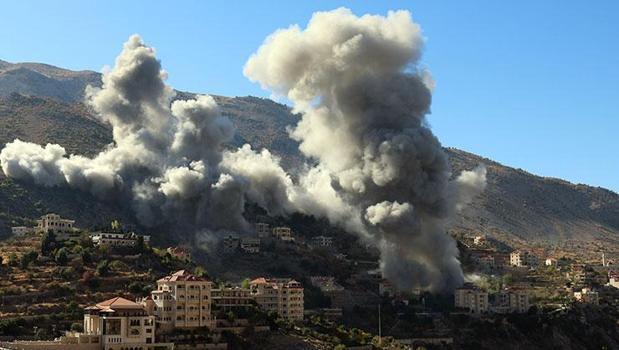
left=0, top=9, right=486, bottom=292
left=244, top=8, right=486, bottom=291
left=0, top=35, right=259, bottom=234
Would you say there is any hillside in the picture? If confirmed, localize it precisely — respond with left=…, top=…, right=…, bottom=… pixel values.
left=0, top=60, right=618, bottom=250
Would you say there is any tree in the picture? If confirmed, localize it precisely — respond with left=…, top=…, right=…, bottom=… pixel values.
left=96, top=260, right=109, bottom=276
left=8, top=253, right=18, bottom=267
left=41, top=230, right=57, bottom=256
left=111, top=220, right=121, bottom=232
left=55, top=248, right=69, bottom=265
left=20, top=251, right=38, bottom=269
left=70, top=322, right=83, bottom=333
left=241, top=278, right=251, bottom=289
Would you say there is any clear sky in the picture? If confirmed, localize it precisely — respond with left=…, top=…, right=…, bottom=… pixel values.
left=1, top=1, right=617, bottom=192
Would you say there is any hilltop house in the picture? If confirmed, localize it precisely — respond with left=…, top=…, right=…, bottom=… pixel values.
left=91, top=231, right=150, bottom=248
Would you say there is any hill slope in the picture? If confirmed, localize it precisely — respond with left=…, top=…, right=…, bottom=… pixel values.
left=0, top=60, right=617, bottom=248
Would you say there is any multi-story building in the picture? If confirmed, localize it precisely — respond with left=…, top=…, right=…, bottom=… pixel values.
left=0, top=296, right=174, bottom=350
left=478, top=255, right=495, bottom=272
left=11, top=226, right=32, bottom=236
left=609, top=271, right=619, bottom=288
left=36, top=213, right=75, bottom=235
left=151, top=270, right=214, bottom=330
left=211, top=287, right=254, bottom=313
left=510, top=250, right=538, bottom=267
left=272, top=227, right=293, bottom=242
left=240, top=237, right=261, bottom=253
left=567, top=264, right=595, bottom=286
left=255, top=223, right=271, bottom=238
left=574, top=288, right=599, bottom=305
left=91, top=232, right=150, bottom=247
left=222, top=235, right=240, bottom=252
left=83, top=296, right=174, bottom=350
left=311, top=235, right=334, bottom=248
left=494, top=289, right=530, bottom=313
left=454, top=284, right=489, bottom=314
left=473, top=235, right=487, bottom=246
left=250, top=277, right=304, bottom=321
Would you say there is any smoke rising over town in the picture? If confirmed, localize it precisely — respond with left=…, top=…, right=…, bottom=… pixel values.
left=0, top=9, right=485, bottom=292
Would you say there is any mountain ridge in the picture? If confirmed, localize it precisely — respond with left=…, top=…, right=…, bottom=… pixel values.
left=0, top=59, right=617, bottom=249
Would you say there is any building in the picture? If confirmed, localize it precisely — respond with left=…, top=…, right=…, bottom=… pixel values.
left=494, top=289, right=530, bottom=313
left=272, top=227, right=293, bottom=242
left=11, top=226, right=33, bottom=236
left=222, top=235, right=240, bottom=252
left=545, top=258, right=558, bottom=267
left=574, top=288, right=599, bottom=305
left=151, top=270, right=214, bottom=330
left=255, top=223, right=271, bottom=238
left=91, top=232, right=150, bottom=248
left=83, top=296, right=174, bottom=350
left=473, top=235, right=486, bottom=246
left=0, top=296, right=174, bottom=350
left=510, top=250, right=538, bottom=267
left=609, top=271, right=619, bottom=288
left=36, top=213, right=75, bottom=235
left=167, top=246, right=191, bottom=261
left=454, top=284, right=488, bottom=314
left=240, top=237, right=260, bottom=253
left=250, top=277, right=304, bottom=321
left=567, top=264, right=594, bottom=286
left=211, top=287, right=254, bottom=312
left=311, top=235, right=334, bottom=248
left=478, top=255, right=496, bottom=272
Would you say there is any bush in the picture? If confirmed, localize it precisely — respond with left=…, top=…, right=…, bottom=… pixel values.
left=70, top=322, right=83, bottom=332
left=20, top=250, right=38, bottom=269
left=96, top=260, right=109, bottom=276
left=55, top=248, right=69, bottom=265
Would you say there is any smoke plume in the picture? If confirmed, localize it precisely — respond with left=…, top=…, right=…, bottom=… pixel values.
left=244, top=8, right=486, bottom=291
left=0, top=8, right=486, bottom=293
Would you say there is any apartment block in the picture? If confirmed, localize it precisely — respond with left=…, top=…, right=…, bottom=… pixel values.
left=454, top=284, right=489, bottom=314
left=494, top=289, right=530, bottom=313
left=510, top=250, right=538, bottom=267
left=272, top=227, right=293, bottom=242
left=255, top=223, right=271, bottom=238
left=151, top=270, right=214, bottom=330
left=240, top=237, right=260, bottom=253
left=91, top=232, right=150, bottom=247
left=311, top=235, right=334, bottom=248
left=250, top=277, right=304, bottom=321
left=211, top=287, right=254, bottom=313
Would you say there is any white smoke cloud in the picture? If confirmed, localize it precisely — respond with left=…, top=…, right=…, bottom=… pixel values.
left=245, top=8, right=487, bottom=292
left=0, top=9, right=487, bottom=293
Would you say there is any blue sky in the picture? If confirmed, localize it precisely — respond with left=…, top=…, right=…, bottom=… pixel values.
left=1, top=1, right=617, bottom=192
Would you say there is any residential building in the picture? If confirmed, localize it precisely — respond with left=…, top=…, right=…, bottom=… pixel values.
left=454, top=284, right=488, bottom=314
left=494, top=289, right=530, bottom=313
left=151, top=270, right=214, bottom=330
left=473, top=235, right=486, bottom=246
left=478, top=255, right=495, bottom=272
left=211, top=287, right=254, bottom=312
left=510, top=250, right=538, bottom=267
left=11, top=226, right=32, bottom=236
left=311, top=235, right=334, bottom=248
left=574, top=288, right=599, bottom=305
left=567, top=264, right=594, bottom=286
left=240, top=237, right=260, bottom=253
left=83, top=296, right=173, bottom=350
left=272, top=227, right=293, bottom=242
left=250, top=277, right=304, bottom=321
left=0, top=297, right=174, bottom=350
left=255, top=223, right=271, bottom=238
left=167, top=246, right=191, bottom=260
left=222, top=235, right=240, bottom=252
left=36, top=213, right=75, bottom=235
left=545, top=258, right=558, bottom=267
left=609, top=271, right=619, bottom=288
left=91, top=232, right=150, bottom=247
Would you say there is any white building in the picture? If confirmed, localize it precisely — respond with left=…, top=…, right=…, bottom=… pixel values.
left=454, top=284, right=489, bottom=314
left=255, top=223, right=271, bottom=238
left=83, top=296, right=173, bottom=350
left=11, top=226, right=32, bottom=236
left=36, top=213, right=75, bottom=235
left=574, top=288, right=599, bottom=305
left=494, top=289, right=530, bottom=313
left=311, top=235, right=334, bottom=248
left=473, top=235, right=487, bottom=246
left=151, top=270, right=214, bottom=330
left=91, top=232, right=150, bottom=247
left=545, top=258, right=558, bottom=267
left=510, top=250, right=538, bottom=267
left=272, top=227, right=293, bottom=242
left=250, top=277, right=304, bottom=321
left=240, top=237, right=260, bottom=253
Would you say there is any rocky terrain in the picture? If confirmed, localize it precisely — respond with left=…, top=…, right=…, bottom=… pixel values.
left=0, top=60, right=617, bottom=251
